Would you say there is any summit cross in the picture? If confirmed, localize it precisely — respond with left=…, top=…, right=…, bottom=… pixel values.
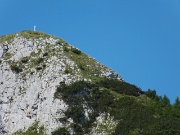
left=34, top=26, right=36, bottom=31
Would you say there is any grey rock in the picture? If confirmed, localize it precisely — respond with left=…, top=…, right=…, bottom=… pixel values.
left=0, top=33, right=122, bottom=135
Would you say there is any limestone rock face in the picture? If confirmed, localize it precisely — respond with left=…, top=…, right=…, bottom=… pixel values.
left=0, top=31, right=122, bottom=135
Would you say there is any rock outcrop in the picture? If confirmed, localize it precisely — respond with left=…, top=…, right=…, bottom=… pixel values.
left=0, top=31, right=122, bottom=134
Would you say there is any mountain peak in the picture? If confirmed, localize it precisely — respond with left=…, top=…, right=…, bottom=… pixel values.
left=0, top=31, right=180, bottom=135
left=0, top=30, right=122, bottom=81
left=0, top=31, right=121, bottom=134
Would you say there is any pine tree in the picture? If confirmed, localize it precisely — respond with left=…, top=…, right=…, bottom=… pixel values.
left=161, top=95, right=170, bottom=107
left=173, top=97, right=180, bottom=108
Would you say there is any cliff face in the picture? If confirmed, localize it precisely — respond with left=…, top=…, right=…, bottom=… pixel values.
left=0, top=31, right=121, bottom=134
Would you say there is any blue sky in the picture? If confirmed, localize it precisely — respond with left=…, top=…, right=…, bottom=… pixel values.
left=0, top=0, right=180, bottom=103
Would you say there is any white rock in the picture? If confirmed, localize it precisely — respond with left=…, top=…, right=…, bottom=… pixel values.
left=0, top=33, right=122, bottom=135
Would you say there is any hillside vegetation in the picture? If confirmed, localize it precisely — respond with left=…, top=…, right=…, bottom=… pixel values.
left=53, top=78, right=180, bottom=135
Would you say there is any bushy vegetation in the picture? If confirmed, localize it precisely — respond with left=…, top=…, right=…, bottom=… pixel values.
left=71, top=47, right=81, bottom=54
left=64, top=69, right=71, bottom=74
left=13, top=122, right=45, bottom=135
left=96, top=78, right=144, bottom=96
left=4, top=52, right=13, bottom=60
left=78, top=63, right=85, bottom=70
left=10, top=63, right=23, bottom=73
left=63, top=46, right=81, bottom=54
left=63, top=46, right=70, bottom=52
left=9, top=51, right=47, bottom=76
left=54, top=78, right=180, bottom=135
left=43, top=52, right=48, bottom=57
left=54, top=80, right=115, bottom=134
left=21, top=56, right=29, bottom=63
left=51, top=127, right=70, bottom=135
left=64, top=69, right=69, bottom=74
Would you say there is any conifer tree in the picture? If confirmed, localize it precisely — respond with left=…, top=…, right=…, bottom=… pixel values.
left=161, top=95, right=170, bottom=107
left=173, top=97, right=180, bottom=108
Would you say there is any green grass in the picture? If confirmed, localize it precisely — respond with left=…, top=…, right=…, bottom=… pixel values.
left=110, top=90, right=124, bottom=98
left=0, top=34, right=15, bottom=43
left=20, top=30, right=55, bottom=39
left=63, top=45, right=109, bottom=81
left=0, top=30, right=58, bottom=43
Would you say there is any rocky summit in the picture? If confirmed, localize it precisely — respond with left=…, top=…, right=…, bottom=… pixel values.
left=1, top=31, right=180, bottom=135
left=0, top=31, right=121, bottom=135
